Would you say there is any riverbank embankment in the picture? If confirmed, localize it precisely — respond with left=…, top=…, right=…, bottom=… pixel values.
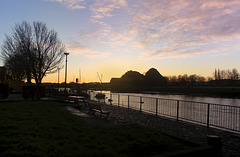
left=90, top=103, right=240, bottom=157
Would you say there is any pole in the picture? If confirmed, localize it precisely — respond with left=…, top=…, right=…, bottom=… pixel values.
left=64, top=55, right=67, bottom=97
left=64, top=52, right=69, bottom=97
left=58, top=67, right=60, bottom=92
left=79, top=69, right=81, bottom=84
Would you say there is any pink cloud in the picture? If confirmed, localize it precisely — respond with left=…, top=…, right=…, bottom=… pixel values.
left=66, top=41, right=110, bottom=58
left=201, top=0, right=240, bottom=9
left=132, top=38, right=153, bottom=49
left=43, top=0, right=86, bottom=9
left=66, top=41, right=91, bottom=54
left=52, top=0, right=240, bottom=60
left=128, top=0, right=240, bottom=59
left=90, top=0, right=128, bottom=19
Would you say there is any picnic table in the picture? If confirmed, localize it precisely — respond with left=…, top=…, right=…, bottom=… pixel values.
left=68, top=96, right=87, bottom=106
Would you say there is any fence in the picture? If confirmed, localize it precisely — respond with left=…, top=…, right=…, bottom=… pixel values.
left=90, top=91, right=240, bottom=133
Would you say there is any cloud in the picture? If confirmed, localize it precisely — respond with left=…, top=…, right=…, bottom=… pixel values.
left=83, top=50, right=110, bottom=58
left=43, top=0, right=86, bottom=9
left=46, top=0, right=240, bottom=60
left=200, top=0, right=240, bottom=9
left=128, top=0, right=240, bottom=59
left=66, top=41, right=110, bottom=58
left=140, top=48, right=217, bottom=60
left=132, top=38, right=153, bottom=49
left=140, top=40, right=240, bottom=60
left=66, top=41, right=90, bottom=54
left=98, top=26, right=142, bottom=49
left=90, top=0, right=128, bottom=19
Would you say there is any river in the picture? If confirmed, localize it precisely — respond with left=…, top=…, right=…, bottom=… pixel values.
left=94, top=91, right=240, bottom=107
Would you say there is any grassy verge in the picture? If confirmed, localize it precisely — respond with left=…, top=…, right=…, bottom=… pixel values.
left=0, top=101, right=193, bottom=157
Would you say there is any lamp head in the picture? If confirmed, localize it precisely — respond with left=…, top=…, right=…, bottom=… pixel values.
left=64, top=52, right=69, bottom=56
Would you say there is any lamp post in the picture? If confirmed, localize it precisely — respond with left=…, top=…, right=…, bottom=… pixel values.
left=58, top=67, right=60, bottom=92
left=64, top=52, right=69, bottom=97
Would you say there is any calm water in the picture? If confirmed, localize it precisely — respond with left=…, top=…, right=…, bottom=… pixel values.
left=96, top=91, right=240, bottom=106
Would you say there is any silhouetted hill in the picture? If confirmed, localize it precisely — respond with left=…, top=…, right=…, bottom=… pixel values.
left=145, top=68, right=167, bottom=86
left=121, top=70, right=144, bottom=79
left=110, top=68, right=166, bottom=91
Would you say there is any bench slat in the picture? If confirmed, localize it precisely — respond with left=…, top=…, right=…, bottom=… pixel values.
left=87, top=102, right=110, bottom=118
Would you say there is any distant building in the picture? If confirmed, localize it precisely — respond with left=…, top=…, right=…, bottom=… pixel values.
left=0, top=67, right=7, bottom=84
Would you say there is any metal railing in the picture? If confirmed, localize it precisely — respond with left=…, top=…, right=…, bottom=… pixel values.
left=90, top=91, right=240, bottom=133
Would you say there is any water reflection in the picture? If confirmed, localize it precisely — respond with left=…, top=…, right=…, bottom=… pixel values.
left=97, top=91, right=240, bottom=106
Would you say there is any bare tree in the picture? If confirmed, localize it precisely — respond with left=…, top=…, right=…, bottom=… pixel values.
left=217, top=69, right=221, bottom=80
left=189, top=74, right=197, bottom=83
left=213, top=68, right=239, bottom=80
left=1, top=21, right=66, bottom=84
left=214, top=68, right=218, bottom=80
left=4, top=52, right=27, bottom=81
left=232, top=68, right=239, bottom=80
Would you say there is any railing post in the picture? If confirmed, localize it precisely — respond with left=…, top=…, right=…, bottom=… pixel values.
left=104, top=94, right=106, bottom=104
left=118, top=94, right=120, bottom=107
left=88, top=91, right=91, bottom=101
left=110, top=94, right=112, bottom=105
left=207, top=103, right=210, bottom=128
left=156, top=98, right=158, bottom=116
left=140, top=96, right=142, bottom=112
left=128, top=95, right=130, bottom=109
left=177, top=100, right=179, bottom=121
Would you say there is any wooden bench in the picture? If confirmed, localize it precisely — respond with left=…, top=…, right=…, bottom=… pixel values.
left=87, top=102, right=110, bottom=118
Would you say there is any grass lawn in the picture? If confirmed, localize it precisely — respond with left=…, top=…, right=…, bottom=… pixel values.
left=0, top=100, right=193, bottom=157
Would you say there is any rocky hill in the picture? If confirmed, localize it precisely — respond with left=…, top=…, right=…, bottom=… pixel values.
left=110, top=68, right=166, bottom=91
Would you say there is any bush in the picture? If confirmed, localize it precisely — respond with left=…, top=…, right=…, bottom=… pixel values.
left=0, top=84, right=9, bottom=99
left=22, top=85, right=45, bottom=100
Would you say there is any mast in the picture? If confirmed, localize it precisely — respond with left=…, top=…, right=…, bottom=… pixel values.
left=97, top=72, right=102, bottom=83
left=79, top=69, right=81, bottom=84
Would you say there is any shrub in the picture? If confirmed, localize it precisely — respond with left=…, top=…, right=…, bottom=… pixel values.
left=22, top=85, right=45, bottom=100
left=0, top=84, right=9, bottom=99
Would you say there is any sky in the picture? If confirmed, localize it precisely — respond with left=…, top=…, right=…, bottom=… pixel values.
left=1, top=0, right=240, bottom=83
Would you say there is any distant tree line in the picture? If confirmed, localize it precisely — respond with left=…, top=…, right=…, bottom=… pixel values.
left=166, top=68, right=239, bottom=84
left=214, top=68, right=239, bottom=80
left=165, top=74, right=208, bottom=83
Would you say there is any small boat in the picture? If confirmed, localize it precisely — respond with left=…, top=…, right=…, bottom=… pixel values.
left=95, top=93, right=105, bottom=99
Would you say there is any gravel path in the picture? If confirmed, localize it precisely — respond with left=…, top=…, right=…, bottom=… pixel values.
left=69, top=102, right=240, bottom=157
